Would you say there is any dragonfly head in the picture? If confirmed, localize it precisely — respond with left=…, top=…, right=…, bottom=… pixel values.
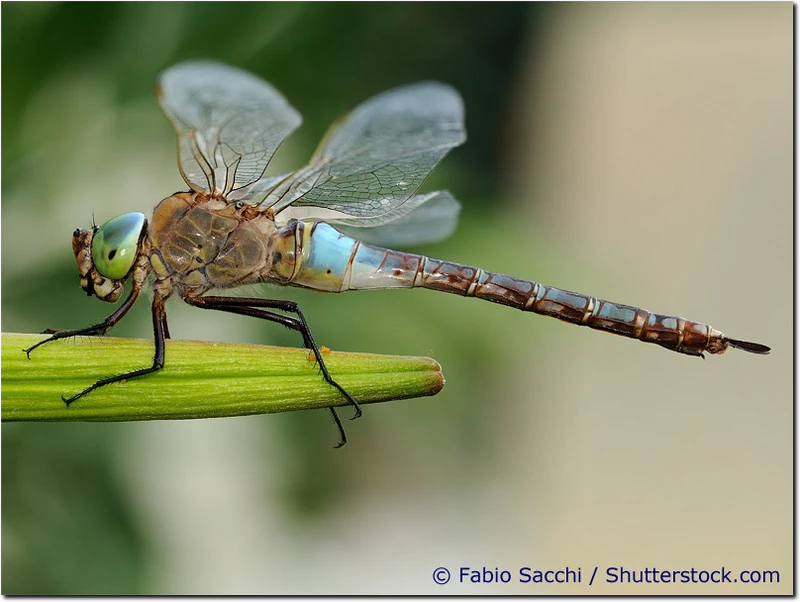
left=73, top=212, right=147, bottom=303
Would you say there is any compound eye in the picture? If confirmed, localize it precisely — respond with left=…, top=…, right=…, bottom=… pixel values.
left=91, top=213, right=146, bottom=279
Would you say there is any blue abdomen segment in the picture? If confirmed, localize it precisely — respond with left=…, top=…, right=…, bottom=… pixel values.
left=291, top=222, right=358, bottom=292
left=287, top=222, right=424, bottom=292
left=305, top=223, right=356, bottom=277
left=347, top=243, right=423, bottom=290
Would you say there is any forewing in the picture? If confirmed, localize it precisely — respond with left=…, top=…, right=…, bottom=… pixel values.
left=158, top=61, right=301, bottom=198
left=266, top=82, right=465, bottom=220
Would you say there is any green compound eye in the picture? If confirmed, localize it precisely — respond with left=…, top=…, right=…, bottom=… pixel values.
left=91, top=213, right=146, bottom=279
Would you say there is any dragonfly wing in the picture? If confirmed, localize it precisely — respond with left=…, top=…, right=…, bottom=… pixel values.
left=158, top=61, right=301, bottom=199
left=333, top=191, right=461, bottom=247
left=266, top=82, right=465, bottom=220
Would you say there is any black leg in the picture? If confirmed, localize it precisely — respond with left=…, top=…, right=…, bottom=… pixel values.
left=23, top=281, right=142, bottom=359
left=163, top=310, right=171, bottom=340
left=62, top=293, right=168, bottom=405
left=184, top=295, right=360, bottom=447
left=329, top=406, right=347, bottom=449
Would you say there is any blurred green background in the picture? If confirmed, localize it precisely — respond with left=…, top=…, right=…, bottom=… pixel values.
left=1, top=2, right=791, bottom=594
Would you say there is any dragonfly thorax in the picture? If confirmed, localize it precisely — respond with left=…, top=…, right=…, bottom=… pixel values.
left=147, top=191, right=278, bottom=297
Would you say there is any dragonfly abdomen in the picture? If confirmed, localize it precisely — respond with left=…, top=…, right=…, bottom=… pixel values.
left=272, top=221, right=767, bottom=357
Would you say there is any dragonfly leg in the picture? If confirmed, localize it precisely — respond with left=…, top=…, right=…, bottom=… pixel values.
left=329, top=407, right=347, bottom=449
left=62, top=293, right=168, bottom=405
left=23, top=280, right=143, bottom=359
left=183, top=295, right=360, bottom=447
left=163, top=310, right=172, bottom=340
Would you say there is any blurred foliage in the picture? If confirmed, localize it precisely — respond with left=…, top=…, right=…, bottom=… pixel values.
left=1, top=2, right=546, bottom=594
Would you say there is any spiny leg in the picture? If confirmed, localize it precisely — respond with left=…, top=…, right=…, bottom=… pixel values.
left=24, top=280, right=143, bottom=359
left=329, top=406, right=347, bottom=449
left=183, top=295, right=360, bottom=447
left=195, top=303, right=348, bottom=448
left=185, top=295, right=361, bottom=417
left=63, top=293, right=168, bottom=405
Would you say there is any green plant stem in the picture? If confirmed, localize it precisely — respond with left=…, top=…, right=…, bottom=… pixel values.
left=1, top=333, right=444, bottom=422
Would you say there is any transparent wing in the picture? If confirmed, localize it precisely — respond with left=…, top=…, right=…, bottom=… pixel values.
left=335, top=191, right=461, bottom=247
left=264, top=81, right=465, bottom=221
left=157, top=61, right=301, bottom=199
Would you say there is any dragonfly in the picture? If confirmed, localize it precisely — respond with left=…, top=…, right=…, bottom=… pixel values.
left=25, top=61, right=770, bottom=446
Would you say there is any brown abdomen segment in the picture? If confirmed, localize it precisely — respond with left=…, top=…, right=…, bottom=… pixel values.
left=417, top=258, right=768, bottom=357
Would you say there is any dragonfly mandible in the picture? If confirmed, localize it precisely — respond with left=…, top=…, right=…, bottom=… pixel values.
left=25, top=61, right=770, bottom=447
